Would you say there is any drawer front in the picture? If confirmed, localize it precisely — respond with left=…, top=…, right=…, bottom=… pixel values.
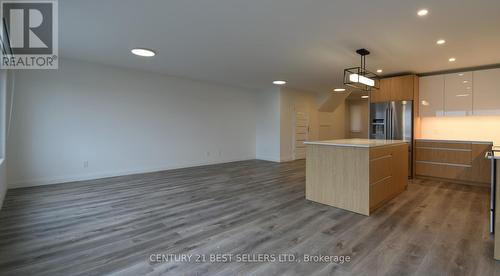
left=415, top=162, right=471, bottom=180
left=370, top=176, right=392, bottom=209
left=415, top=147, right=471, bottom=165
left=416, top=141, right=471, bottom=150
left=370, top=155, right=392, bottom=184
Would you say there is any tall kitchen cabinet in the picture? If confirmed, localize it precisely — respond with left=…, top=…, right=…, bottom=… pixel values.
left=370, top=74, right=420, bottom=178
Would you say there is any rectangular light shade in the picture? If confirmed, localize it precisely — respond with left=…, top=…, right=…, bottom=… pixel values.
left=349, top=74, right=375, bottom=87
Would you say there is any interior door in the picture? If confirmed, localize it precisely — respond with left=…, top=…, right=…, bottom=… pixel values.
left=294, top=111, right=309, bottom=160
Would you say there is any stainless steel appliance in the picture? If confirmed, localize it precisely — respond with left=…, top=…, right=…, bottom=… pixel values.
left=487, top=149, right=499, bottom=234
left=370, top=101, right=413, bottom=176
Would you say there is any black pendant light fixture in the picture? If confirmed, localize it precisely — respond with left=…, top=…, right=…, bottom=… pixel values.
left=343, top=48, right=380, bottom=91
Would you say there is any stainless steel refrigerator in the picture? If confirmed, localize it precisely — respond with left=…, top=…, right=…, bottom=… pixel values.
left=370, top=101, right=413, bottom=176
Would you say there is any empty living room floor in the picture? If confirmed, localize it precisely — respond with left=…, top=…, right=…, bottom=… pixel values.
left=0, top=160, right=499, bottom=276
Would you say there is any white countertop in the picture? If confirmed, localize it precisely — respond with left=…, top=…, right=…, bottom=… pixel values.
left=416, top=138, right=494, bottom=144
left=304, top=138, right=408, bottom=148
left=488, top=151, right=500, bottom=160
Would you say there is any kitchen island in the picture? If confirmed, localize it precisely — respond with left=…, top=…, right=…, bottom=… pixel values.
left=304, top=139, right=409, bottom=215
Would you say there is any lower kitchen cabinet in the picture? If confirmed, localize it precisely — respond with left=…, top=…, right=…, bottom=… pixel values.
left=415, top=139, right=492, bottom=186
left=369, top=144, right=408, bottom=210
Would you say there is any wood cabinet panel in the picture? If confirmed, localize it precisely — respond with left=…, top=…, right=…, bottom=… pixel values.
left=306, top=145, right=370, bottom=215
left=470, top=143, right=492, bottom=184
left=390, top=75, right=414, bottom=101
left=369, top=143, right=408, bottom=211
left=415, top=140, right=491, bottom=186
left=371, top=78, right=391, bottom=103
left=370, top=177, right=392, bottom=209
left=416, top=148, right=471, bottom=165
left=371, top=75, right=416, bottom=103
left=370, top=155, right=392, bottom=184
left=416, top=162, right=471, bottom=180
left=305, top=143, right=408, bottom=215
left=416, top=141, right=471, bottom=150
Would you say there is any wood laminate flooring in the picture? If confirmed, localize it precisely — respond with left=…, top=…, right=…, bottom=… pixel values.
left=0, top=160, right=499, bottom=275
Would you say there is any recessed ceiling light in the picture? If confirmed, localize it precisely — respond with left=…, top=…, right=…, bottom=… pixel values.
left=458, top=73, right=464, bottom=76
left=463, top=80, right=469, bottom=84
left=417, top=9, right=429, bottom=16
left=436, top=39, right=446, bottom=45
left=273, top=80, right=287, bottom=85
left=361, top=95, right=369, bottom=99
left=376, top=69, right=383, bottom=73
left=333, top=88, right=346, bottom=92
left=421, top=100, right=430, bottom=106
left=456, top=94, right=470, bottom=97
left=449, top=57, right=456, bottom=62
left=131, top=48, right=156, bottom=57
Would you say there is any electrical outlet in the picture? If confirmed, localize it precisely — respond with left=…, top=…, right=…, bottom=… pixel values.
left=83, top=161, right=89, bottom=168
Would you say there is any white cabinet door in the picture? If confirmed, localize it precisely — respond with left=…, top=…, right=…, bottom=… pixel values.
left=473, top=68, right=500, bottom=115
left=419, top=75, right=444, bottom=117
left=444, top=72, right=473, bottom=116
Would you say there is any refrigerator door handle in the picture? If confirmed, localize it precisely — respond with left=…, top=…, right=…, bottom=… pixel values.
left=385, top=107, right=389, bottom=139
left=388, top=106, right=393, bottom=140
left=391, top=105, right=396, bottom=139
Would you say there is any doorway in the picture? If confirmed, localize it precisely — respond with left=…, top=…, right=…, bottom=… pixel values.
left=294, top=110, right=309, bottom=160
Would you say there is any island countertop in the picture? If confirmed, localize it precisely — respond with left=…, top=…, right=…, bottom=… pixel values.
left=304, top=138, right=408, bottom=148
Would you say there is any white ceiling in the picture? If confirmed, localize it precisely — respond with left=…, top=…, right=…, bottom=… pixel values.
left=60, top=0, right=500, bottom=93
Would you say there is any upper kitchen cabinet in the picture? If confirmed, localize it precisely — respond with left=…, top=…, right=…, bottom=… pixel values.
left=419, top=75, right=444, bottom=117
left=473, top=68, right=500, bottom=115
left=390, top=75, right=415, bottom=101
left=370, top=75, right=417, bottom=103
left=443, top=72, right=473, bottom=116
left=370, top=78, right=391, bottom=102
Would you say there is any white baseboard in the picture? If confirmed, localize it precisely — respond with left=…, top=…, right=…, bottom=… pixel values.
left=8, top=157, right=256, bottom=189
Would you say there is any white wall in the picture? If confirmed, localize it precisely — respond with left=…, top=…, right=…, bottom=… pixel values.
left=318, top=106, right=346, bottom=140
left=255, top=87, right=281, bottom=162
left=8, top=59, right=257, bottom=188
left=421, top=116, right=500, bottom=145
left=345, top=99, right=369, bottom=139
